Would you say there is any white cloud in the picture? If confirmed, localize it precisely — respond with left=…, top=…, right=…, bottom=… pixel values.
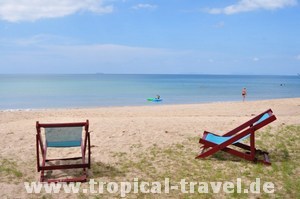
left=207, top=0, right=297, bottom=15
left=0, top=38, right=194, bottom=73
left=1, top=37, right=297, bottom=74
left=296, top=54, right=300, bottom=60
left=253, top=57, right=260, bottom=61
left=0, top=0, right=113, bottom=22
left=132, top=4, right=157, bottom=10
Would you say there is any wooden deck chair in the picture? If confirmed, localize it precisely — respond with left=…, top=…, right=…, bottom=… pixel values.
left=36, top=120, right=91, bottom=182
left=195, top=109, right=276, bottom=165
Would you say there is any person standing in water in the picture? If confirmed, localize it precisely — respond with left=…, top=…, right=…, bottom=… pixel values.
left=242, top=88, right=247, bottom=102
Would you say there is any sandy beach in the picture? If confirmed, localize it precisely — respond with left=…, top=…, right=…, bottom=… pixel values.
left=0, top=98, right=300, bottom=198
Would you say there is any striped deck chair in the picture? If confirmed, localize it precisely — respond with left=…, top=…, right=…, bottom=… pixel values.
left=36, top=120, right=91, bottom=182
left=195, top=109, right=276, bottom=165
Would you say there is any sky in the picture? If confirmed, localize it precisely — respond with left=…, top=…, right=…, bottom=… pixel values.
left=0, top=0, right=299, bottom=75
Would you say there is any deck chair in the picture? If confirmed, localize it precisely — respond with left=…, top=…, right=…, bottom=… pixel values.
left=36, top=120, right=91, bottom=182
left=195, top=109, right=276, bottom=165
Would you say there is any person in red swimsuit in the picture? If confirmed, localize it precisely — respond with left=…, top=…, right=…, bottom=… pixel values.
left=242, top=88, right=247, bottom=102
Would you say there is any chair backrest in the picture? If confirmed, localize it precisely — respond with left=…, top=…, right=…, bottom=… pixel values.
left=254, top=113, right=270, bottom=125
left=36, top=120, right=89, bottom=148
left=235, top=112, right=271, bottom=142
left=45, top=127, right=83, bottom=147
left=206, top=112, right=272, bottom=145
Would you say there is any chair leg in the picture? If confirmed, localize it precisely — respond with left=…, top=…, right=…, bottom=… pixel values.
left=250, top=132, right=256, bottom=160
left=262, top=153, right=271, bottom=165
left=40, top=146, right=47, bottom=182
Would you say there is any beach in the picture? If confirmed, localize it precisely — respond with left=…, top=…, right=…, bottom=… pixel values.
left=1, top=98, right=300, bottom=198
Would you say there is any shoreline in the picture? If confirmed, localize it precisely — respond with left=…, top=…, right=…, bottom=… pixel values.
left=1, top=97, right=300, bottom=112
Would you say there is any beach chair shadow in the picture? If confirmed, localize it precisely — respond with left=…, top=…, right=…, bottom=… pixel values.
left=196, top=109, right=277, bottom=165
left=90, top=161, right=126, bottom=178
left=36, top=120, right=91, bottom=182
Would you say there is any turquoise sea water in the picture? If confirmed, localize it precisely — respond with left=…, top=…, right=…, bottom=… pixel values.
left=0, top=74, right=299, bottom=110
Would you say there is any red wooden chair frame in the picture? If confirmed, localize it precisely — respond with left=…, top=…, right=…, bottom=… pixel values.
left=36, top=120, right=91, bottom=182
left=195, top=109, right=276, bottom=165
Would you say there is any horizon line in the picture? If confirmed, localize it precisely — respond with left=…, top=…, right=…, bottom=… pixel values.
left=0, top=73, right=298, bottom=76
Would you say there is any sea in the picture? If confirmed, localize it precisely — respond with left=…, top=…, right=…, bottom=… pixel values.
left=0, top=74, right=299, bottom=110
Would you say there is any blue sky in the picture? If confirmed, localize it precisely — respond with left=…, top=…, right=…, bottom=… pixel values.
left=0, top=0, right=299, bottom=75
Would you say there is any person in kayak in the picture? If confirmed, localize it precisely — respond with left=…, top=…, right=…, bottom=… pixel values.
left=156, top=94, right=160, bottom=99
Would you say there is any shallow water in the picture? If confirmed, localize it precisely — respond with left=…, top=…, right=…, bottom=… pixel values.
left=0, top=74, right=299, bottom=110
